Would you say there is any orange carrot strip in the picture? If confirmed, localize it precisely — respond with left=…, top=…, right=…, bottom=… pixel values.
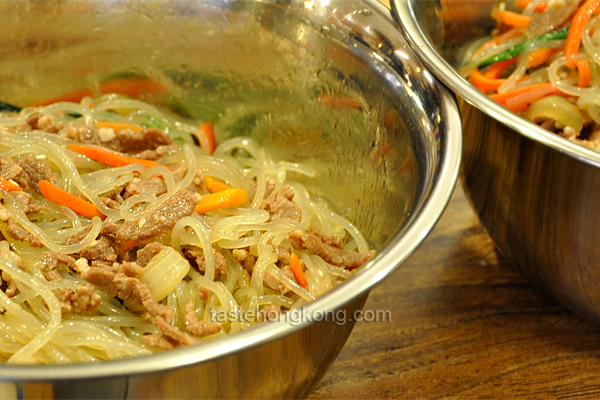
left=0, top=176, right=22, bottom=192
left=39, top=180, right=105, bottom=220
left=199, top=121, right=216, bottom=155
left=577, top=59, right=592, bottom=88
left=483, top=58, right=518, bottom=79
left=503, top=84, right=563, bottom=112
left=97, top=120, right=143, bottom=133
left=565, top=0, right=600, bottom=66
left=514, top=0, right=547, bottom=12
left=204, top=176, right=231, bottom=193
left=195, top=189, right=248, bottom=214
left=470, top=68, right=507, bottom=93
left=472, top=28, right=524, bottom=58
left=67, top=143, right=172, bottom=171
left=526, top=47, right=557, bottom=69
left=492, top=9, right=532, bottom=28
left=489, top=82, right=553, bottom=104
left=290, top=253, right=308, bottom=288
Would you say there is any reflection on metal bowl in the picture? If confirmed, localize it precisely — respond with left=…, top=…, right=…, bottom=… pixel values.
left=0, top=0, right=461, bottom=398
left=393, top=1, right=600, bottom=325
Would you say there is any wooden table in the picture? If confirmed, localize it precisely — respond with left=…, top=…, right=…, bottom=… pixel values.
left=310, top=183, right=600, bottom=399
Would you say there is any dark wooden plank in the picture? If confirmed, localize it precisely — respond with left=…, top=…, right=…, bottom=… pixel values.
left=310, top=184, right=600, bottom=399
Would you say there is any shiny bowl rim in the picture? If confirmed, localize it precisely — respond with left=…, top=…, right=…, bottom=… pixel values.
left=0, top=0, right=462, bottom=380
left=392, top=0, right=600, bottom=169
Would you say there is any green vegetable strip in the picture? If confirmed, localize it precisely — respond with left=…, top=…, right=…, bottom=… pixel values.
left=478, top=26, right=570, bottom=67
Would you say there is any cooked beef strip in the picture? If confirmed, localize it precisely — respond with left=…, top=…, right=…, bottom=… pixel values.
left=0, top=156, right=24, bottom=183
left=73, top=257, right=197, bottom=347
left=11, top=191, right=44, bottom=214
left=26, top=113, right=64, bottom=133
left=274, top=244, right=291, bottom=265
left=181, top=245, right=228, bottom=275
left=260, top=185, right=302, bottom=222
left=56, top=285, right=101, bottom=314
left=309, top=227, right=344, bottom=249
left=198, top=286, right=211, bottom=301
left=287, top=229, right=375, bottom=270
left=258, top=304, right=280, bottom=322
left=263, top=270, right=287, bottom=293
left=116, top=128, right=173, bottom=154
left=67, top=230, right=119, bottom=262
left=136, top=242, right=165, bottom=267
left=65, top=124, right=173, bottom=155
left=125, top=176, right=167, bottom=198
left=6, top=219, right=44, bottom=247
left=17, top=156, right=56, bottom=195
left=102, top=189, right=198, bottom=243
left=37, top=252, right=77, bottom=281
left=184, top=301, right=222, bottom=338
left=232, top=248, right=257, bottom=273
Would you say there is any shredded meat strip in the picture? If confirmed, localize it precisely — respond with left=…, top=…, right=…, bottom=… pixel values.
left=287, top=229, right=375, bottom=270
left=102, top=189, right=198, bottom=243
left=184, top=301, right=222, bottom=338
left=260, top=185, right=302, bottom=222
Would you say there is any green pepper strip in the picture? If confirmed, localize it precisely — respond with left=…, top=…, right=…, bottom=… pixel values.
left=478, top=26, right=569, bottom=67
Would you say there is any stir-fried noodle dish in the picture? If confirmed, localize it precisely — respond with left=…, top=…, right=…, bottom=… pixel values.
left=463, top=0, right=600, bottom=150
left=0, top=91, right=375, bottom=364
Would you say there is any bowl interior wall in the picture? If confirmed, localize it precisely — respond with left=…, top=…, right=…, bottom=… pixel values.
left=0, top=0, right=436, bottom=248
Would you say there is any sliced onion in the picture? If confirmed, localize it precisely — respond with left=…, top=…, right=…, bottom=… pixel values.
left=578, top=94, right=600, bottom=126
left=139, top=247, right=190, bottom=301
left=526, top=95, right=583, bottom=135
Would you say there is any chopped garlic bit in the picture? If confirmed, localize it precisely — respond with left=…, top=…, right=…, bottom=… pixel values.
left=35, top=154, right=47, bottom=160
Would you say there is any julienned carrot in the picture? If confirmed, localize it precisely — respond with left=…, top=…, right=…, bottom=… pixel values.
left=0, top=177, right=22, bottom=192
left=199, top=121, right=216, bottom=155
left=578, top=59, right=592, bottom=88
left=38, top=180, right=105, bottom=220
left=514, top=0, right=547, bottom=12
left=489, top=82, right=551, bottom=103
left=492, top=9, right=532, bottom=28
left=527, top=47, right=557, bottom=69
left=483, top=58, right=517, bottom=79
left=204, top=176, right=231, bottom=193
left=565, top=0, right=600, bottom=66
left=67, top=143, right=173, bottom=171
left=470, top=68, right=506, bottom=93
left=97, top=120, right=143, bottom=133
left=195, top=188, right=248, bottom=214
left=289, top=253, right=308, bottom=288
left=503, top=83, right=563, bottom=112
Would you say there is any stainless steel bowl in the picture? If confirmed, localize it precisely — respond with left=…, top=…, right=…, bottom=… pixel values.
left=0, top=0, right=461, bottom=398
left=393, top=1, right=600, bottom=325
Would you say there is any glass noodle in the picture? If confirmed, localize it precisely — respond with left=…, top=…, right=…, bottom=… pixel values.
left=0, top=94, right=374, bottom=364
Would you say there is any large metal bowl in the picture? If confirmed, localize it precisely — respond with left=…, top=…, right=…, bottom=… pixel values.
left=393, top=1, right=600, bottom=325
left=0, top=0, right=461, bottom=398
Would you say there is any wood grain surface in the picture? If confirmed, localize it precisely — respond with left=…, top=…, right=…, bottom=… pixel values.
left=309, top=183, right=600, bottom=399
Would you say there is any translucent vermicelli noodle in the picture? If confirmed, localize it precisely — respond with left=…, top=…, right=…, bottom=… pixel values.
left=463, top=0, right=600, bottom=151
left=0, top=93, right=375, bottom=364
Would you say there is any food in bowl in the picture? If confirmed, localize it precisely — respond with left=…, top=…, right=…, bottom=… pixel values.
left=462, top=0, right=600, bottom=150
left=0, top=85, right=375, bottom=364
